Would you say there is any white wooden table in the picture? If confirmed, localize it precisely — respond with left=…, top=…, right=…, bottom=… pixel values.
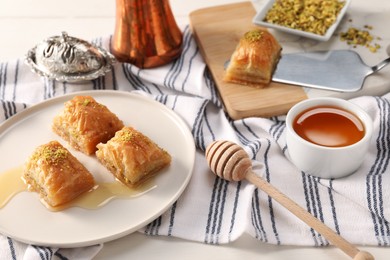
left=0, top=0, right=388, bottom=259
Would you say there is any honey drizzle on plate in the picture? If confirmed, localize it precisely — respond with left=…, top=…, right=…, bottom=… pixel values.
left=0, top=166, right=26, bottom=209
left=0, top=166, right=155, bottom=211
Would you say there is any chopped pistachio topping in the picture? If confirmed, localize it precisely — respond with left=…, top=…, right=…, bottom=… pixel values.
left=339, top=26, right=381, bottom=53
left=33, top=145, right=68, bottom=164
left=244, top=30, right=264, bottom=42
left=264, top=0, right=345, bottom=36
left=81, top=99, right=91, bottom=106
left=119, top=130, right=134, bottom=142
left=118, top=128, right=150, bottom=145
left=75, top=97, right=102, bottom=108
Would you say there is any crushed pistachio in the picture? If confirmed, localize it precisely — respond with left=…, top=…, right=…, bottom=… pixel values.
left=117, top=128, right=150, bottom=146
left=33, top=145, right=68, bottom=164
left=339, top=25, right=381, bottom=53
left=81, top=99, right=91, bottom=106
left=75, top=97, right=102, bottom=108
left=244, top=30, right=264, bottom=42
left=119, top=129, right=135, bottom=142
left=364, top=25, right=373, bottom=30
left=263, top=0, right=345, bottom=36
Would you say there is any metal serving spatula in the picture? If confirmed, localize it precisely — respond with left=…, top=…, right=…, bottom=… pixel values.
left=273, top=50, right=390, bottom=92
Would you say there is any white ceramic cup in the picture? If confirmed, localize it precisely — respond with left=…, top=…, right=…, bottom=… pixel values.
left=285, top=97, right=373, bottom=179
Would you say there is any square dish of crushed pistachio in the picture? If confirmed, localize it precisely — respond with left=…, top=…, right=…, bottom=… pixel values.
left=253, top=0, right=351, bottom=41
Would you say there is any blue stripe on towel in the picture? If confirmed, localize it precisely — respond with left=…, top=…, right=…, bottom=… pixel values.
left=0, top=63, right=8, bottom=100
left=205, top=177, right=219, bottom=243
left=122, top=64, right=150, bottom=93
left=32, top=245, right=45, bottom=260
left=1, top=100, right=17, bottom=120
left=32, top=245, right=53, bottom=260
left=366, top=98, right=386, bottom=245
left=11, top=60, right=19, bottom=101
left=271, top=121, right=286, bottom=142
left=251, top=189, right=268, bottom=242
left=163, top=26, right=191, bottom=90
left=311, top=176, right=327, bottom=246
left=174, top=27, right=193, bottom=91
left=214, top=176, right=229, bottom=244
left=43, top=78, right=57, bottom=99
left=205, top=177, right=227, bottom=244
left=7, top=237, right=16, bottom=260
left=145, top=216, right=162, bottom=235
left=204, top=69, right=221, bottom=107
left=92, top=74, right=106, bottom=90
left=203, top=105, right=216, bottom=142
left=231, top=121, right=257, bottom=157
left=171, top=95, right=179, bottom=111
left=167, top=201, right=177, bottom=236
left=180, top=45, right=199, bottom=93
left=328, top=179, right=341, bottom=235
left=228, top=181, right=241, bottom=241
left=108, top=35, right=118, bottom=91
left=0, top=62, right=7, bottom=92
left=192, top=99, right=208, bottom=150
left=367, top=97, right=390, bottom=245
left=1, top=100, right=8, bottom=119
left=263, top=139, right=281, bottom=245
left=302, top=173, right=320, bottom=246
left=54, top=251, right=69, bottom=260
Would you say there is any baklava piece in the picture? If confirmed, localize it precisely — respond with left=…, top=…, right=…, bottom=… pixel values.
left=52, top=95, right=124, bottom=155
left=224, top=29, right=282, bottom=87
left=96, top=126, right=171, bottom=187
left=23, top=141, right=95, bottom=207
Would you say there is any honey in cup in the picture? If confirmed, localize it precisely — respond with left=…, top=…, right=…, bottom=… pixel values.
left=285, top=97, right=373, bottom=179
left=293, top=106, right=365, bottom=147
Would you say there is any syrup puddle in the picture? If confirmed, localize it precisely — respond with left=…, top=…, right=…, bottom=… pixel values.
left=0, top=166, right=155, bottom=211
left=0, top=166, right=26, bottom=209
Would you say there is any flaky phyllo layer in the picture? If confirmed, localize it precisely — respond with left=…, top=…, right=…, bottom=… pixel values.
left=52, top=95, right=124, bottom=155
left=23, top=141, right=95, bottom=207
left=96, top=126, right=171, bottom=187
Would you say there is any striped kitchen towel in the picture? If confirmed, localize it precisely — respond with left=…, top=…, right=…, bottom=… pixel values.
left=0, top=25, right=389, bottom=259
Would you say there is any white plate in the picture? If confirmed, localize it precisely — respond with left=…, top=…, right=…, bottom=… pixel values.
left=253, top=0, right=351, bottom=41
left=0, top=90, right=195, bottom=248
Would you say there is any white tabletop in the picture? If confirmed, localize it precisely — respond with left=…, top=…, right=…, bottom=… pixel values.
left=0, top=0, right=389, bottom=259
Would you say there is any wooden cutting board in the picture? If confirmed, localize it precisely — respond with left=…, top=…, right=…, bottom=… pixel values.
left=189, top=2, right=308, bottom=120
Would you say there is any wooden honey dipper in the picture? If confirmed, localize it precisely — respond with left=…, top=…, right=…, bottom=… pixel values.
left=205, top=140, right=374, bottom=260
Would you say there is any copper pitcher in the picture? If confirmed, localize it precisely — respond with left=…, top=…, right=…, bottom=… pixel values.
left=112, top=0, right=183, bottom=68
